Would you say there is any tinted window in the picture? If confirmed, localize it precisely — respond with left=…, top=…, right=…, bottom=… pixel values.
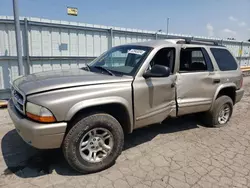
left=210, top=48, right=238, bottom=71
left=179, top=48, right=213, bottom=72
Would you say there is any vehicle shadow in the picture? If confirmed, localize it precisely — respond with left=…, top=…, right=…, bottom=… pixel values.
left=1, top=114, right=201, bottom=178
left=123, top=114, right=200, bottom=150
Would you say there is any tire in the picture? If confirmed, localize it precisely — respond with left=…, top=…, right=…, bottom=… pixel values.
left=62, top=113, right=124, bottom=173
left=203, top=95, right=233, bottom=127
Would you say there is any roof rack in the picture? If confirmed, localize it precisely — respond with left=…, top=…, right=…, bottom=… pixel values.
left=177, top=38, right=222, bottom=46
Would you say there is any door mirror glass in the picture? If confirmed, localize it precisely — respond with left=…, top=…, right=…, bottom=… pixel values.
left=143, top=65, right=170, bottom=78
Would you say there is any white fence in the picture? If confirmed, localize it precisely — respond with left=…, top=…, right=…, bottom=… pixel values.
left=0, top=16, right=250, bottom=99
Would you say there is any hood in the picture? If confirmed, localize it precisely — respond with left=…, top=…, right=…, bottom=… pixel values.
left=13, top=69, right=133, bottom=95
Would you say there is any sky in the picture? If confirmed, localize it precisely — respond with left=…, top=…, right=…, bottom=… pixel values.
left=0, top=0, right=250, bottom=41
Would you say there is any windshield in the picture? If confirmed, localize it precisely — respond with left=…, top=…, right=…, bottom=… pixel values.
left=87, top=45, right=152, bottom=76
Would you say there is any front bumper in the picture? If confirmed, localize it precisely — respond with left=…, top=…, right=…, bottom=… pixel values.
left=8, top=99, right=67, bottom=149
left=235, top=89, right=244, bottom=104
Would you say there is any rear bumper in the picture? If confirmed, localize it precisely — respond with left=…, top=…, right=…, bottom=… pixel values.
left=8, top=99, right=67, bottom=149
left=235, top=89, right=244, bottom=104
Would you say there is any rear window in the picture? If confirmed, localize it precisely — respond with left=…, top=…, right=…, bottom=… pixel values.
left=210, top=48, right=238, bottom=71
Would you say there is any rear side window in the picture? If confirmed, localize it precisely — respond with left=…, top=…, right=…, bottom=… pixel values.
left=210, top=48, right=238, bottom=71
left=179, top=47, right=213, bottom=72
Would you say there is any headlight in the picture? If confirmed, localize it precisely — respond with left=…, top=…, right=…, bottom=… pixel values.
left=26, top=102, right=56, bottom=123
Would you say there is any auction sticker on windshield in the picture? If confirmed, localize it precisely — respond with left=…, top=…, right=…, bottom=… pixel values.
left=128, top=49, right=146, bottom=55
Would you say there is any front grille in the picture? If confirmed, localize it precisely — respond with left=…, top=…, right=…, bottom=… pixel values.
left=11, top=87, right=25, bottom=114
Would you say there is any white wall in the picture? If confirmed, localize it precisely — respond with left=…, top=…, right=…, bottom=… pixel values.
left=0, top=16, right=250, bottom=92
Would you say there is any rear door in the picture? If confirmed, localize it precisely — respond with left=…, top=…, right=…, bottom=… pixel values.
left=176, top=46, right=220, bottom=115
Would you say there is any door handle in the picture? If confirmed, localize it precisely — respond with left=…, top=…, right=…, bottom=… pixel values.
left=213, top=79, right=220, bottom=84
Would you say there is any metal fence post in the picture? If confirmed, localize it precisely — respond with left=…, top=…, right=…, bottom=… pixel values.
left=109, top=28, right=113, bottom=49
left=24, top=18, right=30, bottom=75
left=239, top=42, right=243, bottom=67
left=13, top=0, right=24, bottom=76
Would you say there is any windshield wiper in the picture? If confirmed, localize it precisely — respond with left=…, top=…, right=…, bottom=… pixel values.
left=93, top=66, right=115, bottom=76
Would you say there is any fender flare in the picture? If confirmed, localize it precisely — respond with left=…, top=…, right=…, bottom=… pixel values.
left=65, top=96, right=133, bottom=132
left=210, top=83, right=236, bottom=110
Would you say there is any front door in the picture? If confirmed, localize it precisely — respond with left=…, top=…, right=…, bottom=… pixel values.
left=176, top=47, right=220, bottom=115
left=133, top=48, right=177, bottom=128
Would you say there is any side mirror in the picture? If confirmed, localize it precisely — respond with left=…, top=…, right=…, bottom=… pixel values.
left=143, top=65, right=170, bottom=79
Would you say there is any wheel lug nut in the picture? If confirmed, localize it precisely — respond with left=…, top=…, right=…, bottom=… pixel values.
left=93, top=138, right=96, bottom=141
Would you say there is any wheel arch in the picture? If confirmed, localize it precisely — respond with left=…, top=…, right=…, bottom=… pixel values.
left=211, top=83, right=237, bottom=109
left=65, top=97, right=133, bottom=134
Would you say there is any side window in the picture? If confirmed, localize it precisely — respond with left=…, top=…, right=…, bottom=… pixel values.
left=179, top=47, right=213, bottom=72
left=149, top=48, right=175, bottom=73
left=210, top=48, right=238, bottom=71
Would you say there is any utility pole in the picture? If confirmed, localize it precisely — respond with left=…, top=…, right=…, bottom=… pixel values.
left=13, top=0, right=24, bottom=75
left=166, top=17, right=170, bottom=38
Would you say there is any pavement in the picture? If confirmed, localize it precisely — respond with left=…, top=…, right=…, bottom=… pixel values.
left=1, top=78, right=250, bottom=188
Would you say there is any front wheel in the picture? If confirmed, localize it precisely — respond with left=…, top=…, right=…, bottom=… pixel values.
left=62, top=113, right=124, bottom=173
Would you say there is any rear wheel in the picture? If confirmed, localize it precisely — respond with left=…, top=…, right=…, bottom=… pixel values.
left=203, top=95, right=233, bottom=127
left=62, top=113, right=124, bottom=173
